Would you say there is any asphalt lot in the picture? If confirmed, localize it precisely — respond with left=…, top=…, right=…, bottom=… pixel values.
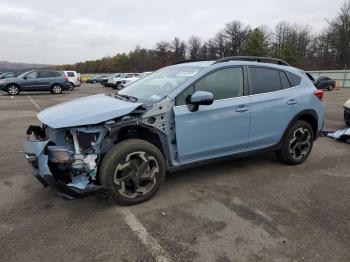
left=0, top=84, right=349, bottom=262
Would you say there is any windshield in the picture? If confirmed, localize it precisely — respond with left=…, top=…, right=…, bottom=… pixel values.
left=17, top=71, right=31, bottom=78
left=118, top=65, right=203, bottom=102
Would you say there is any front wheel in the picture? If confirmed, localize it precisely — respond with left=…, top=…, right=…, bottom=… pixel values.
left=99, top=139, right=166, bottom=205
left=50, top=84, right=62, bottom=94
left=7, top=85, right=20, bottom=95
left=276, top=120, right=314, bottom=165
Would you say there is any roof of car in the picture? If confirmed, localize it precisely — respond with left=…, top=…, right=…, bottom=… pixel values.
left=173, top=59, right=298, bottom=72
left=172, top=57, right=293, bottom=70
left=172, top=61, right=215, bottom=67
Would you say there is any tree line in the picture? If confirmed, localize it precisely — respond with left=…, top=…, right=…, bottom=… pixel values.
left=57, top=1, right=350, bottom=73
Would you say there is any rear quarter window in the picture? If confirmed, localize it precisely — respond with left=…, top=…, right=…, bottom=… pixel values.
left=280, top=71, right=291, bottom=89
left=287, top=72, right=302, bottom=87
left=67, top=72, right=75, bottom=77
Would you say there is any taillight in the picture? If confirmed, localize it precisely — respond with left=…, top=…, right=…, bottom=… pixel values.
left=313, top=89, right=324, bottom=101
left=64, top=75, right=68, bottom=81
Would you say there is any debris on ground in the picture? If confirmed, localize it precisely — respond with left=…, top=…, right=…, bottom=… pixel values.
left=323, top=128, right=350, bottom=144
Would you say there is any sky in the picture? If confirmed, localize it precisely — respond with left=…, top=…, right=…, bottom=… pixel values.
left=0, top=0, right=346, bottom=65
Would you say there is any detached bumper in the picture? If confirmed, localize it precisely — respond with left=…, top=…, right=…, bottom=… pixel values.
left=24, top=134, right=107, bottom=199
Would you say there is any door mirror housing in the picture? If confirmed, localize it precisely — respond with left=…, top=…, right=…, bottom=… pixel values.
left=23, top=76, right=27, bottom=80
left=188, top=91, right=214, bottom=112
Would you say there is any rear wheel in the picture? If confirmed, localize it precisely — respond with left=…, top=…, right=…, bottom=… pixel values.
left=7, top=85, right=20, bottom=95
left=50, top=84, right=62, bottom=94
left=345, top=109, right=350, bottom=127
left=68, top=82, right=74, bottom=90
left=327, top=84, right=335, bottom=91
left=276, top=120, right=314, bottom=165
left=99, top=139, right=166, bottom=205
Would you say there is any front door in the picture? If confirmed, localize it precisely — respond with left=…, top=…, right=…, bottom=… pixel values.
left=173, top=67, right=251, bottom=163
left=21, top=71, right=38, bottom=90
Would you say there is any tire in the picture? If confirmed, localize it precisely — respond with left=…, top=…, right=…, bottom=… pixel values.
left=7, top=84, right=20, bottom=96
left=327, top=84, right=334, bottom=91
left=68, top=82, right=74, bottom=90
left=276, top=120, right=314, bottom=165
left=345, top=109, right=350, bottom=127
left=99, top=139, right=166, bottom=205
left=50, top=84, right=62, bottom=94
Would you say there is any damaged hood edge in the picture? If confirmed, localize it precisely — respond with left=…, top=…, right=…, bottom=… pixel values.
left=37, top=94, right=143, bottom=128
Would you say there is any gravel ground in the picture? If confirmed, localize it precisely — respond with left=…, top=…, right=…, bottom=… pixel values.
left=0, top=84, right=349, bottom=262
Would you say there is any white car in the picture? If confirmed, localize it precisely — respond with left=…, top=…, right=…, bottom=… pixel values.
left=63, top=71, right=81, bottom=89
left=109, top=73, right=141, bottom=89
left=104, top=73, right=123, bottom=87
left=140, top=71, right=153, bottom=78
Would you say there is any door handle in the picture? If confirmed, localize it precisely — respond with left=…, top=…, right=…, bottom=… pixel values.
left=235, top=105, right=249, bottom=112
left=287, top=99, right=297, bottom=105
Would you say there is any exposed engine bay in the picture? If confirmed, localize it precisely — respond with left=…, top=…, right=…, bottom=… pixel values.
left=25, top=125, right=109, bottom=197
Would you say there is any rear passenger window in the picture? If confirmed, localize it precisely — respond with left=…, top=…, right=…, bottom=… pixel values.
left=280, top=71, right=291, bottom=89
left=38, top=71, right=54, bottom=78
left=67, top=72, right=75, bottom=77
left=287, top=72, right=301, bottom=87
left=250, top=67, right=281, bottom=94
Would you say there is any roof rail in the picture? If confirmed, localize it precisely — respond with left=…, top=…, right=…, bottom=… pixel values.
left=213, top=56, right=290, bottom=66
left=173, top=59, right=212, bottom=65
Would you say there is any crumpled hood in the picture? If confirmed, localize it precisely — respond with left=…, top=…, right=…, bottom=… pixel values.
left=37, top=94, right=142, bottom=128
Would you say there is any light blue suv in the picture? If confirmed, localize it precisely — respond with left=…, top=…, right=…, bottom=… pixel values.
left=24, top=56, right=325, bottom=204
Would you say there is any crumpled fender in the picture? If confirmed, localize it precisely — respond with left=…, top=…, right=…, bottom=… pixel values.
left=24, top=139, right=52, bottom=177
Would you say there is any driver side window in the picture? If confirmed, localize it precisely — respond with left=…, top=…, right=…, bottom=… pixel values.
left=176, top=67, right=244, bottom=106
left=25, top=71, right=37, bottom=80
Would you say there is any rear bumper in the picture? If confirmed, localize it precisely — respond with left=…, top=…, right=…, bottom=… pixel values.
left=24, top=130, right=107, bottom=199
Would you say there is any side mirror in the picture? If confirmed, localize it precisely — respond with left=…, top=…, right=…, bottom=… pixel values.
left=23, top=76, right=27, bottom=80
left=188, top=91, right=214, bottom=112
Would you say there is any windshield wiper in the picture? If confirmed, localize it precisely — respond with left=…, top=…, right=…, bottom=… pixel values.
left=115, top=93, right=138, bottom=102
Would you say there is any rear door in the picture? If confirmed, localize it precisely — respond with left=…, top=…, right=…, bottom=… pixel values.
left=173, top=66, right=251, bottom=163
left=37, top=71, right=54, bottom=90
left=248, top=66, right=301, bottom=149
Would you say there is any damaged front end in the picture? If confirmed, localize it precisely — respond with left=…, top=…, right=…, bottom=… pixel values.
left=24, top=124, right=108, bottom=199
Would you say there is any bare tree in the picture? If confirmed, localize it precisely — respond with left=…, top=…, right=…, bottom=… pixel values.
left=155, top=41, right=171, bottom=65
left=187, top=36, right=202, bottom=60
left=224, top=21, right=250, bottom=56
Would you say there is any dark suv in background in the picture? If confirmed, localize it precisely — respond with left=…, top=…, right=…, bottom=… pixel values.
left=0, top=70, right=71, bottom=95
left=0, top=72, right=17, bottom=79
